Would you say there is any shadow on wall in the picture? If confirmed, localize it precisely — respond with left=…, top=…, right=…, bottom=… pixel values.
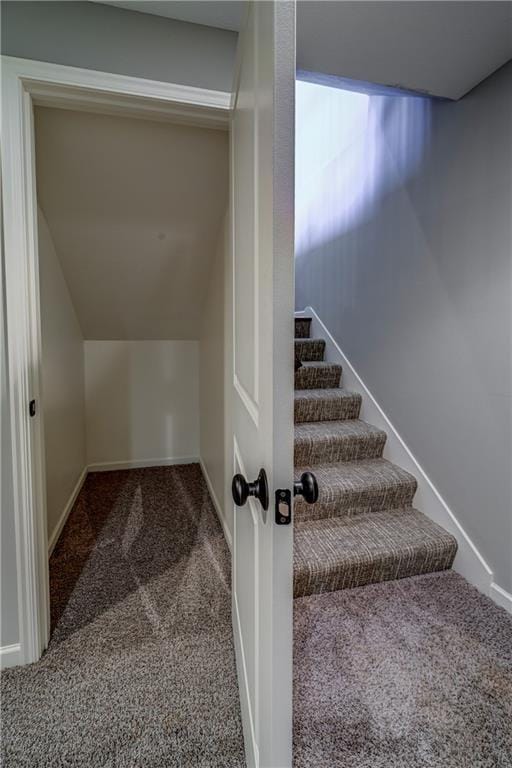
left=295, top=70, right=512, bottom=592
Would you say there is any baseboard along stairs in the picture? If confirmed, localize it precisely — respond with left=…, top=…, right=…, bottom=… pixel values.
left=293, top=316, right=458, bottom=598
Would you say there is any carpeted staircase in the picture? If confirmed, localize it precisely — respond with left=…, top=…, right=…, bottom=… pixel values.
left=293, top=316, right=458, bottom=598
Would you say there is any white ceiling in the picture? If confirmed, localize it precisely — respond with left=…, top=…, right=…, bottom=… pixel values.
left=296, top=1, right=512, bottom=100
left=95, top=1, right=512, bottom=100
left=35, top=107, right=229, bottom=340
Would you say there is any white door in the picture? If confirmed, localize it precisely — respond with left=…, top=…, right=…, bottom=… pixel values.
left=229, top=2, right=295, bottom=767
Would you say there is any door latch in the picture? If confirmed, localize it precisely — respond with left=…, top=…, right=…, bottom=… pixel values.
left=275, top=488, right=291, bottom=525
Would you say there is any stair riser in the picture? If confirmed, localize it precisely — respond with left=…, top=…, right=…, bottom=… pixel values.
left=294, top=433, right=386, bottom=466
left=295, top=365, right=342, bottom=390
left=295, top=339, right=325, bottom=362
left=295, top=318, right=312, bottom=339
left=293, top=546, right=456, bottom=598
left=294, top=394, right=361, bottom=423
left=294, top=480, right=417, bottom=522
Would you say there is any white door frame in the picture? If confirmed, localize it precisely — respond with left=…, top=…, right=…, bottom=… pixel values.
left=1, top=55, right=231, bottom=665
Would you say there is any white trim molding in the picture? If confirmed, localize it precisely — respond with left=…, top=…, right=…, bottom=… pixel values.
left=87, top=456, right=199, bottom=473
left=2, top=56, right=231, bottom=129
left=298, top=306, right=495, bottom=597
left=199, top=458, right=232, bottom=551
left=1, top=54, right=233, bottom=666
left=2, top=53, right=52, bottom=666
left=47, top=467, right=88, bottom=556
left=490, top=583, right=512, bottom=615
left=0, top=643, right=22, bottom=671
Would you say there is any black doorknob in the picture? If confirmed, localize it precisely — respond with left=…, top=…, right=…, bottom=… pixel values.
left=293, top=471, right=318, bottom=504
left=232, top=468, right=269, bottom=511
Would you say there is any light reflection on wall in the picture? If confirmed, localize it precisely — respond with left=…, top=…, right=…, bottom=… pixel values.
left=295, top=80, right=432, bottom=257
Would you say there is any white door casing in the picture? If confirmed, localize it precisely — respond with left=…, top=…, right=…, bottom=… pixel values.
left=1, top=54, right=231, bottom=665
left=230, top=3, right=295, bottom=767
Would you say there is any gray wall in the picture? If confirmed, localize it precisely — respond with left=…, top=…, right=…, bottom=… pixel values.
left=296, top=62, right=512, bottom=592
left=1, top=209, right=19, bottom=648
left=1, top=1, right=237, bottom=92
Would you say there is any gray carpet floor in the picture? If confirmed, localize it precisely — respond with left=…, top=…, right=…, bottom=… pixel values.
left=3, top=465, right=511, bottom=767
left=293, top=570, right=512, bottom=768
left=1, top=464, right=246, bottom=768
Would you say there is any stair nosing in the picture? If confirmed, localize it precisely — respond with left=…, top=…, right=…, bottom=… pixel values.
left=294, top=457, right=417, bottom=490
left=294, top=418, right=386, bottom=437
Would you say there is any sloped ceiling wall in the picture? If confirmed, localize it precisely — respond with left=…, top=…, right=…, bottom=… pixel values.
left=296, top=1, right=512, bottom=100
left=34, top=106, right=229, bottom=340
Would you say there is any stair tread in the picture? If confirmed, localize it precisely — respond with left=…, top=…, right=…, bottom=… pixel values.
left=293, top=458, right=417, bottom=521
left=295, top=388, right=359, bottom=399
left=295, top=419, right=386, bottom=464
left=295, top=317, right=312, bottom=339
left=295, top=458, right=417, bottom=499
left=294, top=507, right=457, bottom=597
left=299, top=361, right=340, bottom=370
left=294, top=388, right=362, bottom=423
left=295, top=419, right=386, bottom=442
left=295, top=362, right=342, bottom=390
left=295, top=338, right=325, bottom=362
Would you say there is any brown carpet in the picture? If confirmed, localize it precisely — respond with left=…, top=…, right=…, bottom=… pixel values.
left=293, top=570, right=512, bottom=768
left=1, top=464, right=246, bottom=768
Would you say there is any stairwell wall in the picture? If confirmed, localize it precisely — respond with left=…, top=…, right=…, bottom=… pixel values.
left=295, top=62, right=512, bottom=593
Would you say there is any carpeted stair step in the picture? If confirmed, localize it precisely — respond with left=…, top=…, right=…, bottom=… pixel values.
left=295, top=338, right=325, bottom=362
left=295, top=317, right=312, bottom=338
left=295, top=362, right=342, bottom=390
left=293, top=507, right=458, bottom=597
left=294, top=388, right=362, bottom=423
left=294, top=420, right=387, bottom=465
left=294, top=458, right=417, bottom=522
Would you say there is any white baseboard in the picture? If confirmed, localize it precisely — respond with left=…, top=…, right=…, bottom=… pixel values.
left=199, top=458, right=232, bottom=551
left=47, top=467, right=88, bottom=555
left=0, top=643, right=22, bottom=670
left=87, top=456, right=199, bottom=472
left=299, top=306, right=494, bottom=596
left=490, top=583, right=512, bottom=615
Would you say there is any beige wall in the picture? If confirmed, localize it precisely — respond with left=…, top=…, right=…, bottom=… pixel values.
left=35, top=107, right=229, bottom=342
left=199, top=214, right=232, bottom=543
left=84, top=340, right=199, bottom=468
left=39, top=208, right=87, bottom=541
